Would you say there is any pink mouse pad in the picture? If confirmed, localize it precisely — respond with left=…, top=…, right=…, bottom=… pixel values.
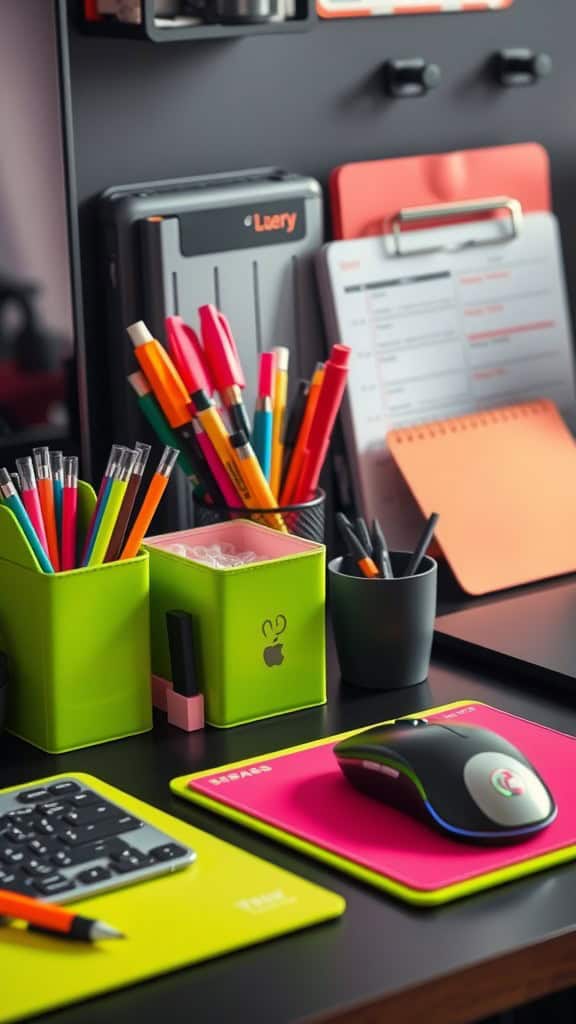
left=182, top=703, right=576, bottom=900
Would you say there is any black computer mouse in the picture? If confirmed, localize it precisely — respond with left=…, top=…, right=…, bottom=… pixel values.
left=334, top=718, right=557, bottom=844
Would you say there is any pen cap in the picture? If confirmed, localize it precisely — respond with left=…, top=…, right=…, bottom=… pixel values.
left=274, top=347, right=290, bottom=373
left=166, top=610, right=200, bottom=698
left=0, top=467, right=16, bottom=497
left=258, top=352, right=276, bottom=398
left=50, top=451, right=64, bottom=483
left=63, top=456, right=79, bottom=488
left=133, top=442, right=152, bottom=476
left=116, top=448, right=139, bottom=483
left=33, top=447, right=52, bottom=481
left=156, top=446, right=180, bottom=478
left=198, top=305, right=246, bottom=390
left=165, top=316, right=213, bottom=396
left=105, top=444, right=127, bottom=478
left=16, top=457, right=36, bottom=492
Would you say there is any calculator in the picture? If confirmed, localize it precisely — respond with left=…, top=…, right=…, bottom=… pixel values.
left=0, top=778, right=196, bottom=903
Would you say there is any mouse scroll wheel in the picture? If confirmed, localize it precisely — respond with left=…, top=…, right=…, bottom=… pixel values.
left=411, top=718, right=429, bottom=727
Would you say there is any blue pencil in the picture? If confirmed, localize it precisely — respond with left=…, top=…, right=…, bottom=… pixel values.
left=0, top=468, right=53, bottom=573
left=252, top=352, right=275, bottom=481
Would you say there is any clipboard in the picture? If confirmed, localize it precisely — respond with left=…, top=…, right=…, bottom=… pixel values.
left=330, top=143, right=550, bottom=240
left=316, top=200, right=576, bottom=552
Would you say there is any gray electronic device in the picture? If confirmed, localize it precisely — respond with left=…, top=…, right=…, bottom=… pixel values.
left=99, top=169, right=324, bottom=527
left=139, top=173, right=324, bottom=419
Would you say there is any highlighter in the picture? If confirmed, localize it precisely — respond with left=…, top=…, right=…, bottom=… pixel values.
left=127, top=321, right=218, bottom=501
left=165, top=610, right=204, bottom=732
left=0, top=468, right=54, bottom=573
left=198, top=305, right=251, bottom=437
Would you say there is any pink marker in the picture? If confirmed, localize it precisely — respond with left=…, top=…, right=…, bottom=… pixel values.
left=16, top=457, right=50, bottom=558
left=165, top=316, right=214, bottom=396
left=198, top=305, right=251, bottom=438
left=61, top=457, right=79, bottom=571
left=191, top=412, right=240, bottom=509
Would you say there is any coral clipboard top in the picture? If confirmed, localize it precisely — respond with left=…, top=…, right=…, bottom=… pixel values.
left=318, top=0, right=513, bottom=19
left=172, top=701, right=576, bottom=906
left=330, top=143, right=550, bottom=240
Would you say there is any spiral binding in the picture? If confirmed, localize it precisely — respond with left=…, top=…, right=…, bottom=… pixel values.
left=390, top=399, right=552, bottom=445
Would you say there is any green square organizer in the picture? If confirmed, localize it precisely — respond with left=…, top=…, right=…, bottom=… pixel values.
left=0, top=482, right=152, bottom=753
left=146, top=520, right=326, bottom=728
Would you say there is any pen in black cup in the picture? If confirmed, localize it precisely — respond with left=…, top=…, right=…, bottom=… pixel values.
left=336, top=512, right=380, bottom=579
left=371, top=518, right=393, bottom=579
left=405, top=513, right=439, bottom=577
left=355, top=517, right=373, bottom=558
left=280, top=379, right=309, bottom=494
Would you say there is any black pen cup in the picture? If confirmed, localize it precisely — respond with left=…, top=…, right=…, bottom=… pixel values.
left=328, top=552, right=437, bottom=690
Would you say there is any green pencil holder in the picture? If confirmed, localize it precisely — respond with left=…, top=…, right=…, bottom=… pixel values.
left=0, top=481, right=152, bottom=753
left=146, top=520, right=326, bottom=728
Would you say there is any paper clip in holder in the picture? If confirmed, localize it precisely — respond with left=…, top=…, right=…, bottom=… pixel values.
left=389, top=196, right=523, bottom=257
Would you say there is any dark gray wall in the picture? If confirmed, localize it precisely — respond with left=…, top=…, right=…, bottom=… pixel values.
left=65, top=0, right=576, bottom=468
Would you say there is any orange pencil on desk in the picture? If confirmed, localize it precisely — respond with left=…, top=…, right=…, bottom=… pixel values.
left=281, top=362, right=324, bottom=506
left=120, top=446, right=179, bottom=560
left=33, top=447, right=60, bottom=571
left=0, top=889, right=123, bottom=942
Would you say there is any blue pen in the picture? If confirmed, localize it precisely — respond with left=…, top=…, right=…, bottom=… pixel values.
left=252, top=352, right=275, bottom=481
left=0, top=468, right=54, bottom=573
left=51, top=451, right=64, bottom=552
left=80, top=444, right=125, bottom=566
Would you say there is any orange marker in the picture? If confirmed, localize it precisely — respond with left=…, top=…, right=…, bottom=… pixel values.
left=120, top=446, right=179, bottom=560
left=280, top=362, right=324, bottom=506
left=33, top=447, right=60, bottom=571
left=336, top=512, right=380, bottom=578
left=126, top=321, right=191, bottom=430
left=0, top=888, right=123, bottom=942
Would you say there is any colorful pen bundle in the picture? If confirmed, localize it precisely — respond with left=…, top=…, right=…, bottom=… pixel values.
left=0, top=442, right=177, bottom=574
left=125, top=307, right=351, bottom=534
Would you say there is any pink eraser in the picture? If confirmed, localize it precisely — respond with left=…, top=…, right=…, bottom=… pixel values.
left=258, top=352, right=276, bottom=398
left=166, top=690, right=205, bottom=732
left=151, top=673, right=173, bottom=712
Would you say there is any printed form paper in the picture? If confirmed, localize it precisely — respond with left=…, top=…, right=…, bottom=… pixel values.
left=318, top=213, right=576, bottom=546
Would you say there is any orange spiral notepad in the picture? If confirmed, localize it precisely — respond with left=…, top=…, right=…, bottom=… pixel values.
left=388, top=399, right=576, bottom=595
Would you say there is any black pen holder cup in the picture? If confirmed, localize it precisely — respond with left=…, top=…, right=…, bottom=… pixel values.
left=328, top=552, right=437, bottom=690
left=193, top=489, right=326, bottom=543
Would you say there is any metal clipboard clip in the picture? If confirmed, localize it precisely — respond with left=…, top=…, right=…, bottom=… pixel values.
left=389, top=196, right=523, bottom=257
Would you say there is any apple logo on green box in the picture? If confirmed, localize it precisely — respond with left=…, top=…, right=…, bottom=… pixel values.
left=262, top=615, right=287, bottom=668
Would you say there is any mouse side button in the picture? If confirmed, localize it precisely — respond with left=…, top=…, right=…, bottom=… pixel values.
left=463, top=752, right=555, bottom=828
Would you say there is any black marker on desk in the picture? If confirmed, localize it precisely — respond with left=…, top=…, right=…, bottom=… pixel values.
left=166, top=610, right=204, bottom=732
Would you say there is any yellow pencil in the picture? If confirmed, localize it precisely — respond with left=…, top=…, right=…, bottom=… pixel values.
left=270, top=347, right=289, bottom=500
left=229, top=431, right=288, bottom=533
left=190, top=390, right=251, bottom=506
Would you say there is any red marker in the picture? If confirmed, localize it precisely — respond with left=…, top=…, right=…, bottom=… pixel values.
left=61, top=456, right=79, bottom=571
left=292, top=345, right=351, bottom=503
left=165, top=316, right=214, bottom=396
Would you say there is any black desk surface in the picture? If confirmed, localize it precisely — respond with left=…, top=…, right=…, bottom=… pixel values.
left=3, top=644, right=576, bottom=1024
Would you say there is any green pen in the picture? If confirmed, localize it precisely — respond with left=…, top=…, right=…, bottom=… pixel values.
left=87, top=449, right=138, bottom=567
left=128, top=371, right=210, bottom=502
